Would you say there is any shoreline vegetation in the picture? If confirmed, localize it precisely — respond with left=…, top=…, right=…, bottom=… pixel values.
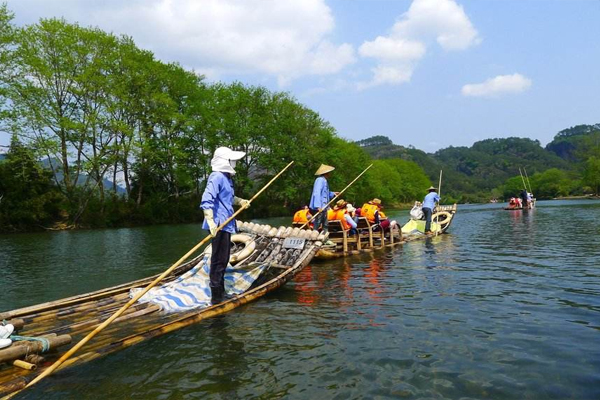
left=1, top=5, right=599, bottom=234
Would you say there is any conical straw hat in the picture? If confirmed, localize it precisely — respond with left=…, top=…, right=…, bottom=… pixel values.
left=315, top=164, right=335, bottom=176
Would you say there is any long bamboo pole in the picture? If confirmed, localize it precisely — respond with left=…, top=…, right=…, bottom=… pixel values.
left=518, top=168, right=527, bottom=191
left=300, top=164, right=374, bottom=230
left=523, top=167, right=533, bottom=194
left=3, top=161, right=294, bottom=400
left=434, top=170, right=442, bottom=236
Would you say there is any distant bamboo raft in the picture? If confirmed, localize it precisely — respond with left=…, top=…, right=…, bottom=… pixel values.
left=315, top=204, right=458, bottom=259
left=0, top=222, right=324, bottom=397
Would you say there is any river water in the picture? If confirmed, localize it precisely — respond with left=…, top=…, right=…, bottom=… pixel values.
left=1, top=200, right=599, bottom=399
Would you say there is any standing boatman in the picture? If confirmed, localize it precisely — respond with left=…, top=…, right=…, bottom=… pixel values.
left=201, top=147, right=250, bottom=305
left=309, top=164, right=337, bottom=233
left=422, top=186, right=440, bottom=234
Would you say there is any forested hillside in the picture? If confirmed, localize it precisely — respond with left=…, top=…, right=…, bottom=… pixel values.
left=0, top=6, right=432, bottom=232
left=359, top=127, right=600, bottom=203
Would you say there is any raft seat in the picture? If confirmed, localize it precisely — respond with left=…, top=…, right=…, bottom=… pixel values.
left=356, top=217, right=376, bottom=248
left=327, top=220, right=360, bottom=253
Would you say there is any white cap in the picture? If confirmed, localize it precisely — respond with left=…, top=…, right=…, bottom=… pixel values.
left=211, top=146, right=246, bottom=174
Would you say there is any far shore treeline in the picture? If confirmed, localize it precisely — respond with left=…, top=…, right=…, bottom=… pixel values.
left=0, top=5, right=599, bottom=233
left=0, top=6, right=432, bottom=232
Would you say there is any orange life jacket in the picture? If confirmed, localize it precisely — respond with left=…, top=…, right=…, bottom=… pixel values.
left=328, top=208, right=351, bottom=230
left=361, top=203, right=379, bottom=223
left=327, top=208, right=334, bottom=220
left=293, top=209, right=310, bottom=223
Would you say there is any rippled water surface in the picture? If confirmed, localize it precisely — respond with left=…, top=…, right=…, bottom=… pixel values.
left=1, top=200, right=600, bottom=399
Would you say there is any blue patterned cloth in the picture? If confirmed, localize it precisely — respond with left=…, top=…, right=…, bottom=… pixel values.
left=131, top=254, right=266, bottom=312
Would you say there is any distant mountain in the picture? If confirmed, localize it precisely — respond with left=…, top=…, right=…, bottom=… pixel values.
left=358, top=132, right=574, bottom=201
left=41, top=158, right=127, bottom=195
left=546, top=123, right=600, bottom=161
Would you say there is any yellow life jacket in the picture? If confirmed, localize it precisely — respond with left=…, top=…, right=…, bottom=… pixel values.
left=361, top=203, right=379, bottom=223
left=293, top=209, right=310, bottom=223
left=329, top=208, right=351, bottom=230
left=327, top=208, right=334, bottom=220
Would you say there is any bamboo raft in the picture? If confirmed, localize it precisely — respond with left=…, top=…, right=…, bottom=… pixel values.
left=313, top=204, right=458, bottom=259
left=0, top=222, right=325, bottom=397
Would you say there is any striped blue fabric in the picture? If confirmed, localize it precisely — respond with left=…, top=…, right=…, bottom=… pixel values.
left=131, top=254, right=267, bottom=312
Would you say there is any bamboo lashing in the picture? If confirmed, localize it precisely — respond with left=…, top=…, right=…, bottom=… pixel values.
left=300, top=164, right=374, bottom=230
left=0, top=335, right=72, bottom=364
left=2, top=160, right=294, bottom=400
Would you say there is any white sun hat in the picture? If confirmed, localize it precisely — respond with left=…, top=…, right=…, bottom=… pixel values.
left=211, top=146, right=246, bottom=175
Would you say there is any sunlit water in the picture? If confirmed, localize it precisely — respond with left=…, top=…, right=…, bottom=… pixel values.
left=1, top=200, right=599, bottom=399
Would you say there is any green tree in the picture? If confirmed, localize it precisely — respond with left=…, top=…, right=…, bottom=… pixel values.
left=0, top=136, right=63, bottom=230
left=583, top=157, right=600, bottom=194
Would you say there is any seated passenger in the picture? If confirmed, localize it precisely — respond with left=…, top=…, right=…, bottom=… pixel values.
left=292, top=205, right=312, bottom=227
left=328, top=199, right=357, bottom=234
left=361, top=198, right=397, bottom=231
left=345, top=203, right=359, bottom=234
left=515, top=197, right=522, bottom=208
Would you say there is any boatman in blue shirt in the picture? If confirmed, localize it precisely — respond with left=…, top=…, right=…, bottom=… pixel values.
left=309, top=164, right=338, bottom=234
left=201, top=147, right=250, bottom=305
left=422, top=186, right=440, bottom=235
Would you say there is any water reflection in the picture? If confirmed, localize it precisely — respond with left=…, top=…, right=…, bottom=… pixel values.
left=195, top=317, right=248, bottom=399
left=3, top=200, right=600, bottom=399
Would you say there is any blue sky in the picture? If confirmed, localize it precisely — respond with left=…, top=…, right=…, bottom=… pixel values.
left=2, top=0, right=599, bottom=152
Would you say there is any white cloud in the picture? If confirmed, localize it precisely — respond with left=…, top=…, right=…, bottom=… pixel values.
left=7, top=0, right=355, bottom=85
left=358, top=0, right=480, bottom=88
left=461, top=73, right=532, bottom=98
left=393, top=0, right=481, bottom=51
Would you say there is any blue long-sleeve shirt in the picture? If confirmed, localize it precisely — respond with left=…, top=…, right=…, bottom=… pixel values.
left=423, top=192, right=440, bottom=209
left=200, top=172, right=237, bottom=234
left=309, top=176, right=335, bottom=210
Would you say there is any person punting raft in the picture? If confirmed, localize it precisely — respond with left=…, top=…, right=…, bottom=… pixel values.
left=309, top=164, right=338, bottom=234
left=401, top=184, right=457, bottom=238
left=1, top=160, right=322, bottom=399
left=422, top=186, right=440, bottom=235
left=201, top=146, right=250, bottom=305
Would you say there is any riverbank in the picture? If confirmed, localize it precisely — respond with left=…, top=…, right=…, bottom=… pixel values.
left=554, top=194, right=600, bottom=200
